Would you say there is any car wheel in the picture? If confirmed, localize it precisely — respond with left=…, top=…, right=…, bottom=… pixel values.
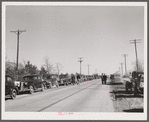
left=133, top=84, right=137, bottom=96
left=44, top=84, right=47, bottom=89
left=125, top=84, right=128, bottom=91
left=125, top=86, right=128, bottom=91
left=29, top=85, right=34, bottom=94
left=50, top=84, right=52, bottom=89
left=47, top=86, right=49, bottom=89
left=11, top=89, right=17, bottom=99
left=41, top=84, right=44, bottom=92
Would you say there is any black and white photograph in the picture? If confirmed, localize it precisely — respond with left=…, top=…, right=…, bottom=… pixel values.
left=2, top=2, right=147, bottom=120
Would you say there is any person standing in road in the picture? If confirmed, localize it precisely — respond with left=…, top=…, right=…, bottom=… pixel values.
left=101, top=73, right=104, bottom=84
left=103, top=74, right=107, bottom=84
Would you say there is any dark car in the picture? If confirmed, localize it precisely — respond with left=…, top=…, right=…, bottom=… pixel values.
left=5, top=75, right=18, bottom=99
left=58, top=74, right=71, bottom=86
left=110, top=74, right=114, bottom=82
left=43, top=74, right=59, bottom=88
left=16, top=74, right=44, bottom=94
left=125, top=71, right=144, bottom=96
left=87, top=75, right=93, bottom=80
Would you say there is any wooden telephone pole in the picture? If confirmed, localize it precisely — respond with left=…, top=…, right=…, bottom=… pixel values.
left=10, top=30, right=26, bottom=80
left=130, top=39, right=141, bottom=71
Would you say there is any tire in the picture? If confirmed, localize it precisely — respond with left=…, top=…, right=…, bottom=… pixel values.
left=11, top=89, right=17, bottom=99
left=29, top=85, right=34, bottom=94
left=133, top=84, right=137, bottom=96
left=125, top=85, right=128, bottom=91
left=56, top=84, right=59, bottom=88
left=43, top=84, right=46, bottom=89
left=66, top=82, right=68, bottom=86
left=41, top=84, right=44, bottom=92
left=47, top=86, right=49, bottom=89
left=125, top=83, right=128, bottom=91
left=50, top=84, right=52, bottom=89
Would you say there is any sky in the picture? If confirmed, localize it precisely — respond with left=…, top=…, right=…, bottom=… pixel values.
left=5, top=5, right=144, bottom=75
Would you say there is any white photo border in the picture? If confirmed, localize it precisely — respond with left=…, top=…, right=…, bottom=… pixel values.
left=2, top=2, right=147, bottom=120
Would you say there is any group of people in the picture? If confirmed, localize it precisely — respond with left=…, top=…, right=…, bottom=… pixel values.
left=71, top=74, right=80, bottom=85
left=101, top=74, right=107, bottom=84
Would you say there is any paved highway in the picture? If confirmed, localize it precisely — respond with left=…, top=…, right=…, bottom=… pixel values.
left=5, top=79, right=114, bottom=112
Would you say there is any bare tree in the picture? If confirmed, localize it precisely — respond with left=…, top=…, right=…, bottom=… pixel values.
left=55, top=62, right=63, bottom=76
left=132, top=60, right=144, bottom=72
left=22, top=59, right=26, bottom=66
left=43, top=57, right=53, bottom=74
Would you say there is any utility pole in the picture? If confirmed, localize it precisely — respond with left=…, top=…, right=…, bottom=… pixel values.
left=120, top=63, right=123, bottom=75
left=87, top=65, right=90, bottom=76
left=122, top=54, right=128, bottom=75
left=95, top=69, right=97, bottom=74
left=10, top=30, right=26, bottom=80
left=119, top=67, right=121, bottom=74
left=78, top=57, right=83, bottom=76
left=130, top=39, right=141, bottom=72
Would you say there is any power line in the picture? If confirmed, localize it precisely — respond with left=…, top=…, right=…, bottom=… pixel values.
left=130, top=39, right=141, bottom=72
left=10, top=29, right=26, bottom=80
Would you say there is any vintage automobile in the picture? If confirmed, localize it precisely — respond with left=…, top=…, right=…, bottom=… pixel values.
left=43, top=74, right=59, bottom=88
left=125, top=71, right=144, bottom=96
left=83, top=75, right=88, bottom=81
left=5, top=75, right=18, bottom=99
left=87, top=75, right=93, bottom=80
left=110, top=74, right=115, bottom=82
left=15, top=74, right=44, bottom=94
left=93, top=74, right=99, bottom=79
left=58, top=74, right=71, bottom=86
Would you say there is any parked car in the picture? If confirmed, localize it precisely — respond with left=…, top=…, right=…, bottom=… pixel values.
left=83, top=75, right=88, bottom=81
left=125, top=71, right=144, bottom=96
left=58, top=74, right=71, bottom=86
left=5, top=75, right=18, bottom=99
left=43, top=74, right=59, bottom=88
left=15, top=74, right=44, bottom=94
left=87, top=75, right=93, bottom=80
left=110, top=74, right=114, bottom=82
